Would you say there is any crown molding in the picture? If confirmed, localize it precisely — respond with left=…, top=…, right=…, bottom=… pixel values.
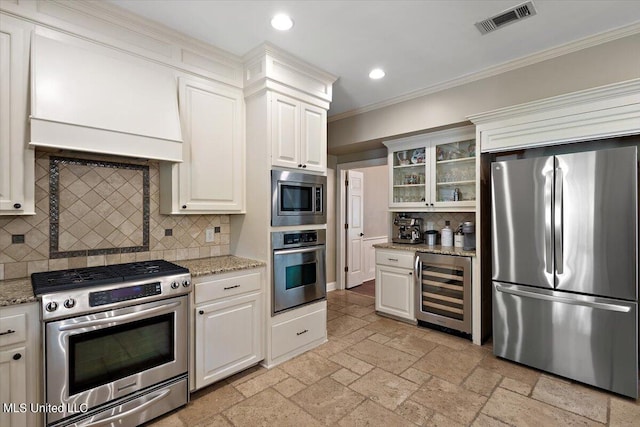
left=328, top=21, right=640, bottom=123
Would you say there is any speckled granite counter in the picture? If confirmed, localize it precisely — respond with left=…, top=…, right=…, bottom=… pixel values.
left=373, top=242, right=476, bottom=257
left=175, top=255, right=265, bottom=277
left=0, top=255, right=265, bottom=307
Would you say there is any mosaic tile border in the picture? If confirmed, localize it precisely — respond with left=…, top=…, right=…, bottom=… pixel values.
left=49, top=156, right=150, bottom=258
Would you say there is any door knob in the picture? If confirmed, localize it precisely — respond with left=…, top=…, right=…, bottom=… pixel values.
left=359, top=233, right=364, bottom=237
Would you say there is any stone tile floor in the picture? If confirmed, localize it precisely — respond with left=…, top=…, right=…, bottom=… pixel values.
left=148, top=290, right=640, bottom=426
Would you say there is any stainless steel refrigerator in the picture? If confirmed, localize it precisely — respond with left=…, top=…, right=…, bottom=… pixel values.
left=491, top=145, right=638, bottom=398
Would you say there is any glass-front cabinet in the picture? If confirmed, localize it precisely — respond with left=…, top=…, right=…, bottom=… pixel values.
left=383, top=126, right=476, bottom=211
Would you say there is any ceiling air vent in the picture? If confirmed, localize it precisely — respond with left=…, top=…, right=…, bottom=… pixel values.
left=475, top=1, right=537, bottom=35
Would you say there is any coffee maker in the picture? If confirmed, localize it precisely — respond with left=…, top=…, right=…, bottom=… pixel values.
left=392, top=215, right=423, bottom=244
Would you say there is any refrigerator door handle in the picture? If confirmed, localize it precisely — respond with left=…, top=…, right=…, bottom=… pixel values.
left=495, top=283, right=631, bottom=313
left=544, top=170, right=554, bottom=274
left=554, top=165, right=564, bottom=275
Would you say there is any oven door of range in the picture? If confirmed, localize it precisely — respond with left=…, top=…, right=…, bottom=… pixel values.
left=44, top=295, right=188, bottom=425
left=272, top=245, right=326, bottom=315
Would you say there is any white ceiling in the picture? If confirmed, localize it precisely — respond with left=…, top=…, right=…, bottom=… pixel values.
left=108, top=1, right=640, bottom=118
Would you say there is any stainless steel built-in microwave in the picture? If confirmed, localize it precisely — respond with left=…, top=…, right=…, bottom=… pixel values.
left=271, top=169, right=326, bottom=226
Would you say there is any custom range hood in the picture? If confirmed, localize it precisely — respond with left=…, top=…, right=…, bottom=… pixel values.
left=30, top=31, right=183, bottom=162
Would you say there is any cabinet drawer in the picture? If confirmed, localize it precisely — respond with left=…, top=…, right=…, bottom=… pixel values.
left=195, top=270, right=261, bottom=304
left=271, top=308, right=325, bottom=360
left=376, top=249, right=415, bottom=269
left=0, top=313, right=27, bottom=347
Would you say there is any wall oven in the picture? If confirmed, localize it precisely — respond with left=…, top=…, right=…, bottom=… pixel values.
left=271, top=169, right=326, bottom=226
left=32, top=260, right=191, bottom=427
left=272, top=229, right=326, bottom=315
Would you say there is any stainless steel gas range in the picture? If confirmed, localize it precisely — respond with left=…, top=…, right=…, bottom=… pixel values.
left=31, top=260, right=192, bottom=427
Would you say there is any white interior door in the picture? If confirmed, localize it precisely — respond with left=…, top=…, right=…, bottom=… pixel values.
left=346, top=170, right=364, bottom=289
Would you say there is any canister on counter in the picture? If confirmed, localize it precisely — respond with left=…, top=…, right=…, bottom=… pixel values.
left=425, top=230, right=438, bottom=246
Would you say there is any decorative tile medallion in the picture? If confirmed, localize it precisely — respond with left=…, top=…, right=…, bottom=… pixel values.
left=49, top=156, right=150, bottom=258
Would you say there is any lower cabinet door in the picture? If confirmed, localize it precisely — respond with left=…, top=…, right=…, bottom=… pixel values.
left=195, top=292, right=263, bottom=389
left=376, top=265, right=415, bottom=321
left=0, top=346, right=27, bottom=427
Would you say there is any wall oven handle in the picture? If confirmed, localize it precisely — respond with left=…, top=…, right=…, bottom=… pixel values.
left=274, top=245, right=325, bottom=256
left=81, top=388, right=171, bottom=427
left=58, top=301, right=181, bottom=331
left=495, top=283, right=631, bottom=313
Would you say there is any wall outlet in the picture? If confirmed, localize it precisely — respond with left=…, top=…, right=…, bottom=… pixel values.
left=205, top=228, right=215, bottom=243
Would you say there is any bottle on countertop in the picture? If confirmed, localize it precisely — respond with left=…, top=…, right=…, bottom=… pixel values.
left=454, top=223, right=464, bottom=248
left=441, top=221, right=453, bottom=247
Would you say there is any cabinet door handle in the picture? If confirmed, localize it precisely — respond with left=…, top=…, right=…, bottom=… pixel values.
left=198, top=310, right=204, bottom=315
left=13, top=203, right=21, bottom=209
left=409, top=272, right=412, bottom=275
left=388, top=258, right=399, bottom=262
left=224, top=284, right=240, bottom=290
left=296, top=329, right=308, bottom=336
left=298, top=164, right=303, bottom=168
left=12, top=353, right=22, bottom=361
left=182, top=205, right=187, bottom=209
left=302, top=164, right=307, bottom=168
left=0, top=329, right=16, bottom=336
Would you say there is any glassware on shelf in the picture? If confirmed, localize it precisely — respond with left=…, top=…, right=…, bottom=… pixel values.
left=396, top=151, right=410, bottom=166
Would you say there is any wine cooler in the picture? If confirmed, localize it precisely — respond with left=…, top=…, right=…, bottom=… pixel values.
left=415, top=253, right=471, bottom=334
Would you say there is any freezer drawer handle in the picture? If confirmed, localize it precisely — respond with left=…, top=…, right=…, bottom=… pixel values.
left=495, top=284, right=631, bottom=313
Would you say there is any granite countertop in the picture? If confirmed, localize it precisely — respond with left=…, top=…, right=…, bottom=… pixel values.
left=373, top=242, right=476, bottom=257
left=0, top=255, right=266, bottom=308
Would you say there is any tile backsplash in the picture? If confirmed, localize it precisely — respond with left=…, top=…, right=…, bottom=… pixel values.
left=0, top=151, right=230, bottom=280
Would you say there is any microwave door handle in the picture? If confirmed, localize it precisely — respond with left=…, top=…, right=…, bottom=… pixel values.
left=58, top=301, right=181, bottom=332
left=274, top=245, right=325, bottom=256
left=81, top=388, right=171, bottom=427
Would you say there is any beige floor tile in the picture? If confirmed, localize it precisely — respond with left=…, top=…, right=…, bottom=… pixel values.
left=346, top=339, right=418, bottom=374
left=340, top=303, right=376, bottom=318
left=480, top=355, right=541, bottom=387
left=610, top=396, right=640, bottom=426
left=531, top=376, right=609, bottom=423
left=463, top=367, right=503, bottom=397
left=291, top=377, right=366, bottom=425
left=412, top=345, right=484, bottom=385
left=349, top=368, right=419, bottom=411
left=193, top=414, right=233, bottom=427
left=481, top=387, right=602, bottom=427
left=330, top=351, right=375, bottom=375
left=394, top=399, right=435, bottom=426
left=385, top=333, right=439, bottom=358
left=410, top=377, right=487, bottom=425
left=279, top=351, right=341, bottom=385
left=343, top=292, right=376, bottom=307
left=178, top=383, right=244, bottom=426
left=499, top=377, right=533, bottom=396
left=223, top=388, right=323, bottom=427
left=472, top=413, right=512, bottom=427
left=311, top=336, right=352, bottom=358
left=234, top=366, right=289, bottom=397
left=418, top=329, right=470, bottom=351
left=327, top=314, right=369, bottom=337
left=338, top=400, right=416, bottom=427
left=147, top=412, right=185, bottom=427
left=429, top=412, right=467, bottom=427
left=272, top=377, right=307, bottom=398
left=365, top=317, right=409, bottom=336
left=331, top=368, right=362, bottom=386
left=327, top=309, right=344, bottom=321
left=361, top=312, right=383, bottom=322
left=400, top=367, right=432, bottom=386
left=342, top=327, right=376, bottom=345
left=224, top=364, right=267, bottom=386
left=369, top=333, right=392, bottom=344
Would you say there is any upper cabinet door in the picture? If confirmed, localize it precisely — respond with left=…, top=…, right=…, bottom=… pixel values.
left=271, top=93, right=300, bottom=170
left=0, top=15, right=34, bottom=215
left=300, top=103, right=327, bottom=173
left=159, top=77, right=245, bottom=214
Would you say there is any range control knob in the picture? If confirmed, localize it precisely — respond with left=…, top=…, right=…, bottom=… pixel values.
left=182, top=279, right=191, bottom=288
left=45, top=301, right=58, bottom=312
left=64, top=298, right=76, bottom=309
left=171, top=281, right=180, bottom=289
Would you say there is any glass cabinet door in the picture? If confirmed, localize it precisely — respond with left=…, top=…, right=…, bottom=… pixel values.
left=432, top=139, right=476, bottom=206
left=391, top=147, right=428, bottom=207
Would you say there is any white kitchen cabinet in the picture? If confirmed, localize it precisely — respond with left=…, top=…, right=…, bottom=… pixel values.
left=160, top=76, right=245, bottom=214
left=271, top=92, right=327, bottom=173
left=0, top=303, right=41, bottom=427
left=375, top=249, right=415, bottom=322
left=0, top=15, right=34, bottom=215
left=383, top=126, right=476, bottom=212
left=192, top=268, right=263, bottom=390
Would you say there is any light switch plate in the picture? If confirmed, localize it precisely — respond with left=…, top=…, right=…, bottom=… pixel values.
left=205, top=228, right=215, bottom=243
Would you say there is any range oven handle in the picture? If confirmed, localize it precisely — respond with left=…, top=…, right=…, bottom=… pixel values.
left=273, top=245, right=325, bottom=256
left=57, top=301, right=181, bottom=332
left=80, top=388, right=171, bottom=427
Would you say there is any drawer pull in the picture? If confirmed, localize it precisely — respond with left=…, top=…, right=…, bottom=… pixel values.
left=296, top=329, right=308, bottom=336
left=388, top=258, right=399, bottom=262
left=13, top=353, right=22, bottom=361
left=224, top=284, right=240, bottom=290
left=0, top=329, right=16, bottom=336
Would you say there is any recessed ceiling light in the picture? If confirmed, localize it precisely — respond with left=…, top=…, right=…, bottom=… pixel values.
left=369, top=68, right=386, bottom=80
left=271, top=14, right=294, bottom=31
